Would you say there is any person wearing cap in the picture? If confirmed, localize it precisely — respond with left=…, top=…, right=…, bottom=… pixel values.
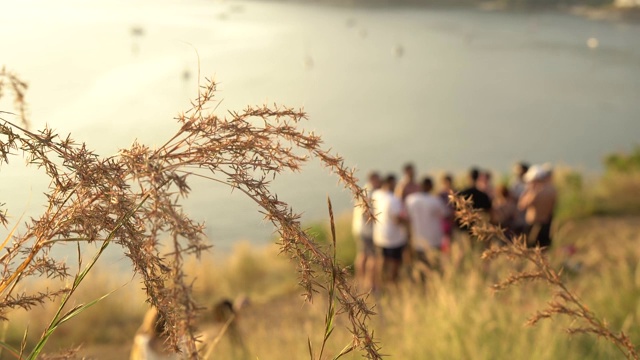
left=518, top=164, right=557, bottom=248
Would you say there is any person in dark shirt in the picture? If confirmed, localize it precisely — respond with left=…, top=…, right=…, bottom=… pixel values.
left=457, top=167, right=492, bottom=230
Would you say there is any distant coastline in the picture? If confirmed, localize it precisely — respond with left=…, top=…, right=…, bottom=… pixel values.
left=239, top=0, right=640, bottom=23
left=565, top=4, right=640, bottom=23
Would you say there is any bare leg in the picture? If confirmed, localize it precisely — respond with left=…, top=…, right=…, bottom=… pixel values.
left=363, top=254, right=377, bottom=291
left=388, top=258, right=401, bottom=284
left=354, top=252, right=366, bottom=284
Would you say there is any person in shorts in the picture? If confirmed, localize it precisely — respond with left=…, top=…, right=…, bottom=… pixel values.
left=352, top=171, right=381, bottom=290
left=372, top=174, right=408, bottom=285
left=406, top=177, right=450, bottom=274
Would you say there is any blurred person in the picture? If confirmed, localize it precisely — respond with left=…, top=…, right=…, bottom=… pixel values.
left=132, top=296, right=251, bottom=360
left=199, top=296, right=250, bottom=359
left=352, top=171, right=381, bottom=290
left=477, top=170, right=495, bottom=200
left=518, top=164, right=557, bottom=248
left=372, top=174, right=408, bottom=285
left=458, top=167, right=492, bottom=227
left=438, top=173, right=456, bottom=249
left=394, top=163, right=419, bottom=267
left=511, top=162, right=530, bottom=236
left=394, top=163, right=420, bottom=202
left=406, top=177, right=449, bottom=270
left=130, top=307, right=179, bottom=360
left=511, top=162, right=530, bottom=200
left=492, top=185, right=517, bottom=238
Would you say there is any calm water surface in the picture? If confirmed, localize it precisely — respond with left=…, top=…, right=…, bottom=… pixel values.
left=1, top=0, right=639, bottom=263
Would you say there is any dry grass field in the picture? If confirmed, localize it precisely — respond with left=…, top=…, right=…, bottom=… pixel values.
left=2, top=213, right=638, bottom=359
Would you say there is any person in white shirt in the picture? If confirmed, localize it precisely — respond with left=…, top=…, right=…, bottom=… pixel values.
left=352, top=171, right=381, bottom=290
left=406, top=177, right=450, bottom=268
left=372, top=174, right=407, bottom=284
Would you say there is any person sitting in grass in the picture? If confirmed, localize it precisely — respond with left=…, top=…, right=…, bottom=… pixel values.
left=130, top=307, right=179, bottom=360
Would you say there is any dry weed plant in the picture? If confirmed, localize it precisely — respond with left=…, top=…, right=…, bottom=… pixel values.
left=0, top=69, right=381, bottom=359
left=307, top=198, right=360, bottom=360
left=450, top=192, right=639, bottom=359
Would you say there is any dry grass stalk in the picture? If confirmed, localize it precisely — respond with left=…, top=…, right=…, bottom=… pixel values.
left=450, top=192, right=639, bottom=359
left=0, top=70, right=381, bottom=358
left=0, top=67, right=29, bottom=133
left=39, top=346, right=82, bottom=360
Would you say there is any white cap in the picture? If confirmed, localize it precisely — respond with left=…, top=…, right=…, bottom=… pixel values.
left=524, top=163, right=553, bottom=182
left=524, top=164, right=544, bottom=183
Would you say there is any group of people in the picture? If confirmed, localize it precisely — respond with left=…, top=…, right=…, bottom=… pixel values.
left=352, top=162, right=558, bottom=289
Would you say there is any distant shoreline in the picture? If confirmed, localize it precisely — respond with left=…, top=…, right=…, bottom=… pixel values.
left=237, top=0, right=640, bottom=24
left=565, top=4, right=640, bottom=23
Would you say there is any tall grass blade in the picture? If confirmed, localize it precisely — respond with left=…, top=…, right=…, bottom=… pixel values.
left=0, top=339, right=20, bottom=359
left=202, top=313, right=237, bottom=360
left=27, top=193, right=150, bottom=359
left=0, top=212, right=23, bottom=253
left=307, top=337, right=314, bottom=360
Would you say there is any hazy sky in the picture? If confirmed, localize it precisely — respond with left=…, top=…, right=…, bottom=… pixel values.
left=2, top=0, right=640, bottom=249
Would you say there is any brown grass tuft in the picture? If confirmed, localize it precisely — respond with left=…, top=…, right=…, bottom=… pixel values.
left=0, top=70, right=380, bottom=359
